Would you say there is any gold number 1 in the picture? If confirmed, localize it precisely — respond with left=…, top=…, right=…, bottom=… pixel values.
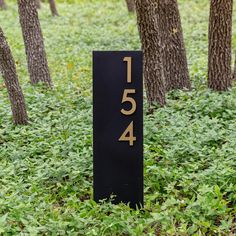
left=123, top=57, right=132, bottom=83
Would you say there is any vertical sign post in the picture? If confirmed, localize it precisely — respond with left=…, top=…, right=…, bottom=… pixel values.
left=93, top=51, right=143, bottom=208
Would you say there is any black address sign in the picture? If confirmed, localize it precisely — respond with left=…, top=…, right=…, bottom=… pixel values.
left=93, top=51, right=143, bottom=209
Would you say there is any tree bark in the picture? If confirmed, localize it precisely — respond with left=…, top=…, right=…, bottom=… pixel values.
left=49, top=0, right=59, bottom=16
left=233, top=52, right=236, bottom=81
left=35, top=0, right=41, bottom=9
left=0, top=27, right=28, bottom=125
left=18, top=0, right=52, bottom=87
left=125, top=0, right=135, bottom=13
left=157, top=0, right=191, bottom=91
left=208, top=0, right=233, bottom=91
left=135, top=0, right=166, bottom=107
left=0, top=0, right=7, bottom=10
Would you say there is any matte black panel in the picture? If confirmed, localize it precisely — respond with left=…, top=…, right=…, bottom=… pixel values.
left=93, top=51, right=143, bottom=209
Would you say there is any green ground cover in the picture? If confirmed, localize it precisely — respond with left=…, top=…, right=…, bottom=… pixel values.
left=0, top=0, right=236, bottom=235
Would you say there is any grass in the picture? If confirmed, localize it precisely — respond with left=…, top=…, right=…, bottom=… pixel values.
left=0, top=0, right=236, bottom=235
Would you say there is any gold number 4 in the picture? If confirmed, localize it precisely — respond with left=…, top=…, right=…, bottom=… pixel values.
left=119, top=121, right=136, bottom=146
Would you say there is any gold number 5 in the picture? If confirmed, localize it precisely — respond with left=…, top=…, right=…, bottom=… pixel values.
left=121, top=89, right=136, bottom=116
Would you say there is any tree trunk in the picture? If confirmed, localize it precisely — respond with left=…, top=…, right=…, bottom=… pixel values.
left=49, top=0, right=59, bottom=16
left=18, top=0, right=52, bottom=87
left=208, top=0, right=233, bottom=91
left=233, top=52, right=236, bottom=80
left=35, top=0, right=41, bottom=9
left=0, top=0, right=7, bottom=10
left=157, top=0, right=191, bottom=91
left=125, top=0, right=135, bottom=12
left=0, top=27, right=28, bottom=125
left=135, top=0, right=166, bottom=107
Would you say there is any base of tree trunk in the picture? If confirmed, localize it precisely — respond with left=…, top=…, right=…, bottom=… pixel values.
left=18, top=0, right=53, bottom=87
left=136, top=0, right=166, bottom=107
left=49, top=0, right=59, bottom=16
left=157, top=0, right=191, bottom=92
left=0, top=0, right=7, bottom=10
left=232, top=52, right=236, bottom=81
left=35, top=0, right=41, bottom=9
left=126, top=0, right=135, bottom=12
left=0, top=27, right=28, bottom=125
left=208, top=0, right=233, bottom=91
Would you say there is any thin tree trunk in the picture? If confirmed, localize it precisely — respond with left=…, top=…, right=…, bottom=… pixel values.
left=49, top=0, right=59, bottom=16
left=35, top=0, right=41, bottom=9
left=0, top=0, right=7, bottom=10
left=125, top=0, right=135, bottom=12
left=157, top=0, right=191, bottom=91
left=135, top=0, right=166, bottom=107
left=208, top=0, right=233, bottom=91
left=0, top=27, right=28, bottom=125
left=18, top=0, right=52, bottom=87
left=232, top=51, right=236, bottom=81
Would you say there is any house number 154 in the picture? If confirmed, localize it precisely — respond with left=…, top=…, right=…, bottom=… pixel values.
left=119, top=57, right=137, bottom=146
